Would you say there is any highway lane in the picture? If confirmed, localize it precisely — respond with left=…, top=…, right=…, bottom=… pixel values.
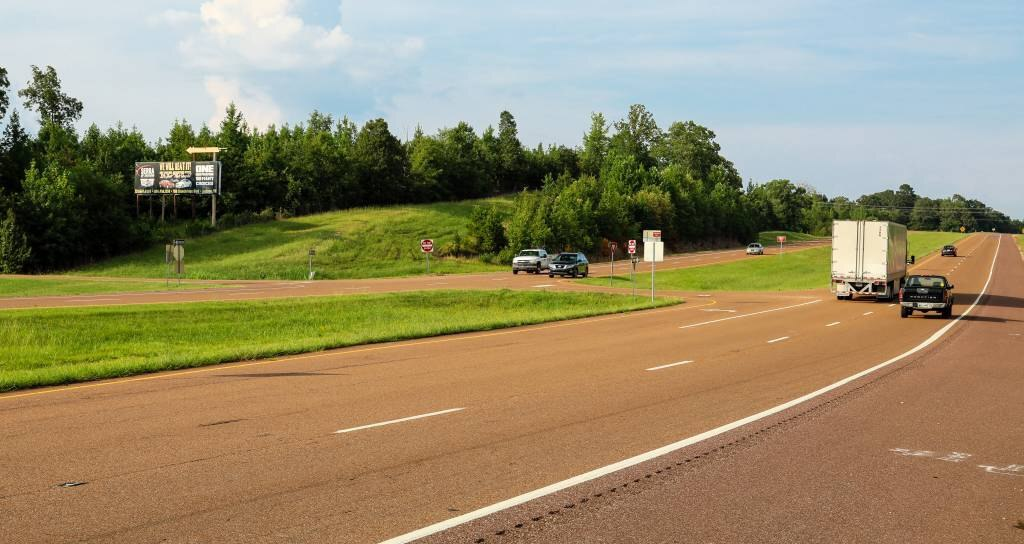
left=0, top=236, right=996, bottom=543
left=425, top=232, right=1022, bottom=544
left=0, top=241, right=827, bottom=310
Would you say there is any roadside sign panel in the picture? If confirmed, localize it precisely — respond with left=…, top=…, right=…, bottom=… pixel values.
left=642, top=230, right=662, bottom=242
left=134, top=162, right=222, bottom=195
left=777, top=235, right=787, bottom=243
left=627, top=239, right=637, bottom=254
left=643, top=241, right=664, bottom=262
left=420, top=239, right=434, bottom=253
left=609, top=242, right=618, bottom=252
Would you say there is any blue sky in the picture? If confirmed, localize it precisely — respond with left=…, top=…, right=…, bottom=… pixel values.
left=2, top=0, right=1022, bottom=217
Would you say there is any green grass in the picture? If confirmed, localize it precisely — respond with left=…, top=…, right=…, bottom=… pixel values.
left=74, top=196, right=513, bottom=280
left=1015, top=234, right=1023, bottom=253
left=0, top=290, right=677, bottom=392
left=583, top=231, right=971, bottom=292
left=907, top=231, right=968, bottom=260
left=0, top=277, right=225, bottom=298
left=756, top=230, right=827, bottom=246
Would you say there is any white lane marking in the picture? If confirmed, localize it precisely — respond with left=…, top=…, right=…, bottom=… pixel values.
left=863, top=311, right=874, bottom=316
left=334, top=408, right=464, bottom=434
left=697, top=294, right=711, bottom=297
left=701, top=308, right=736, bottom=313
left=766, top=336, right=789, bottom=344
left=533, top=284, right=554, bottom=288
left=378, top=235, right=1003, bottom=544
left=826, top=322, right=841, bottom=327
left=645, top=360, right=694, bottom=371
left=888, top=304, right=896, bottom=308
left=678, top=299, right=821, bottom=330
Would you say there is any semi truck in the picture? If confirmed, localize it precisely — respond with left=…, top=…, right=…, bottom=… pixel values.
left=831, top=220, right=911, bottom=301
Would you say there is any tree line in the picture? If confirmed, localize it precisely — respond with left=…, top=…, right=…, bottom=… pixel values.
left=0, top=64, right=1020, bottom=273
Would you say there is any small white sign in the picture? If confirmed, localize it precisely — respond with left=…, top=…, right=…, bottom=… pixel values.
left=627, top=239, right=637, bottom=254
left=642, top=230, right=662, bottom=242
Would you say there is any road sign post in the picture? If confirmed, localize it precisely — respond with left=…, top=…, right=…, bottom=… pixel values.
left=420, top=239, right=434, bottom=274
left=308, top=248, right=316, bottom=280
left=609, top=242, right=618, bottom=287
left=631, top=255, right=639, bottom=300
left=777, top=234, right=787, bottom=255
left=643, top=231, right=663, bottom=302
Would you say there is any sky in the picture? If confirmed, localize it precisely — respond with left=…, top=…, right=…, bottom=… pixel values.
left=2, top=0, right=1022, bottom=218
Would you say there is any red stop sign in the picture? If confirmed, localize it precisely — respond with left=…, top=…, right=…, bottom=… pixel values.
left=420, top=239, right=434, bottom=253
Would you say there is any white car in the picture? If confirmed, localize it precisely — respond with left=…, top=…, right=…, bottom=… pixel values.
left=746, top=243, right=764, bottom=255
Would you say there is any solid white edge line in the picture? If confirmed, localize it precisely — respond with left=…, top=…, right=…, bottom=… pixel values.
left=645, top=360, right=695, bottom=371
left=863, top=311, right=874, bottom=316
left=335, top=408, right=465, bottom=434
left=678, top=299, right=821, bottom=330
left=377, top=235, right=1003, bottom=544
left=826, top=322, right=841, bottom=327
left=766, top=336, right=789, bottom=344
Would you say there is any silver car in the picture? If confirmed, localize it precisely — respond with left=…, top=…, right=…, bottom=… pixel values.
left=746, top=243, right=764, bottom=255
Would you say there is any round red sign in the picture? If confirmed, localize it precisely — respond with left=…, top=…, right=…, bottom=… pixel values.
left=420, top=239, right=434, bottom=253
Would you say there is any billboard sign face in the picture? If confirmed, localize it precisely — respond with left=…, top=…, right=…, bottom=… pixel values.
left=134, top=162, right=221, bottom=195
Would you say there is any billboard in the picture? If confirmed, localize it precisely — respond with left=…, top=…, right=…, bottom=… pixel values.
left=134, top=161, right=221, bottom=195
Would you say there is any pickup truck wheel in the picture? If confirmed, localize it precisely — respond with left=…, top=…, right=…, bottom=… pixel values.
left=900, top=307, right=910, bottom=318
left=549, top=273, right=554, bottom=278
left=582, top=270, right=588, bottom=278
left=943, top=306, right=953, bottom=319
left=513, top=270, right=519, bottom=275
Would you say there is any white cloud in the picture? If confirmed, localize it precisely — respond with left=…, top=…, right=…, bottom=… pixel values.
left=187, top=0, right=353, bottom=70
left=204, top=76, right=283, bottom=129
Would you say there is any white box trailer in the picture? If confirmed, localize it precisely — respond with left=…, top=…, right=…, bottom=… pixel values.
left=831, top=220, right=909, bottom=300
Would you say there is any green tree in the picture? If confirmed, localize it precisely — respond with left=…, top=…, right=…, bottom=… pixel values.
left=496, top=111, right=525, bottom=191
left=609, top=104, right=660, bottom=166
left=0, top=65, right=9, bottom=123
left=18, top=65, right=84, bottom=129
left=353, top=118, right=409, bottom=204
left=0, top=110, right=32, bottom=192
left=655, top=121, right=741, bottom=188
left=0, top=208, right=31, bottom=273
left=579, top=112, right=609, bottom=176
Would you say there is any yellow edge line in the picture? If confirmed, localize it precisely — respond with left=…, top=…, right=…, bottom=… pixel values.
left=0, top=298, right=717, bottom=402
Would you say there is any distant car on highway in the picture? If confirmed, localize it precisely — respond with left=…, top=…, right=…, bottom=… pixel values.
left=746, top=243, right=764, bottom=255
left=899, top=275, right=954, bottom=318
left=941, top=245, right=957, bottom=257
left=512, top=249, right=550, bottom=274
left=548, top=252, right=589, bottom=278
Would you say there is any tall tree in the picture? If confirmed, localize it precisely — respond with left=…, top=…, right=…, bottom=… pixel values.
left=18, top=65, right=83, bottom=129
left=609, top=104, right=660, bottom=166
left=353, top=118, right=409, bottom=204
left=655, top=121, right=741, bottom=188
left=0, top=208, right=31, bottom=273
left=496, top=110, right=525, bottom=191
left=579, top=112, right=609, bottom=176
left=0, top=65, right=10, bottom=123
left=0, top=111, right=32, bottom=192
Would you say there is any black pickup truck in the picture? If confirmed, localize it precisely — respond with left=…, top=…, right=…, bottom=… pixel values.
left=899, top=275, right=954, bottom=318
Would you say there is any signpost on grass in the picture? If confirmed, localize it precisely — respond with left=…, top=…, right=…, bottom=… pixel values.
left=609, top=242, right=618, bottom=287
left=628, top=239, right=638, bottom=300
left=643, top=230, right=664, bottom=302
left=165, top=239, right=185, bottom=286
left=308, top=248, right=316, bottom=280
left=420, top=239, right=434, bottom=273
left=777, top=234, right=787, bottom=255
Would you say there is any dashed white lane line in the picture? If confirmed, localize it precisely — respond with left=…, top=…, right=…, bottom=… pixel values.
left=888, top=304, right=896, bottom=308
left=678, top=299, right=821, bottom=330
left=826, top=321, right=841, bottom=327
left=645, top=360, right=695, bottom=371
left=701, top=309, right=736, bottom=313
left=533, top=284, right=555, bottom=288
left=863, top=311, right=874, bottom=316
left=766, top=336, right=790, bottom=344
left=334, top=408, right=465, bottom=434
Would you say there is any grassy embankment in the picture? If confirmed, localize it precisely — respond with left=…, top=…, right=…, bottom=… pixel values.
left=0, top=277, right=226, bottom=298
left=756, top=230, right=828, bottom=246
left=75, top=196, right=513, bottom=280
left=0, top=290, right=677, bottom=392
left=584, top=231, right=969, bottom=292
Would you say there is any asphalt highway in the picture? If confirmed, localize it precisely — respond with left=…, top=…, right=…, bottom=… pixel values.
left=0, top=235, right=1011, bottom=544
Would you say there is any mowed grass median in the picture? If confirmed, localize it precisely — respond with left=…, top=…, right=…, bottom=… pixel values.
left=0, top=277, right=225, bottom=298
left=584, top=230, right=969, bottom=292
left=0, top=290, right=677, bottom=392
